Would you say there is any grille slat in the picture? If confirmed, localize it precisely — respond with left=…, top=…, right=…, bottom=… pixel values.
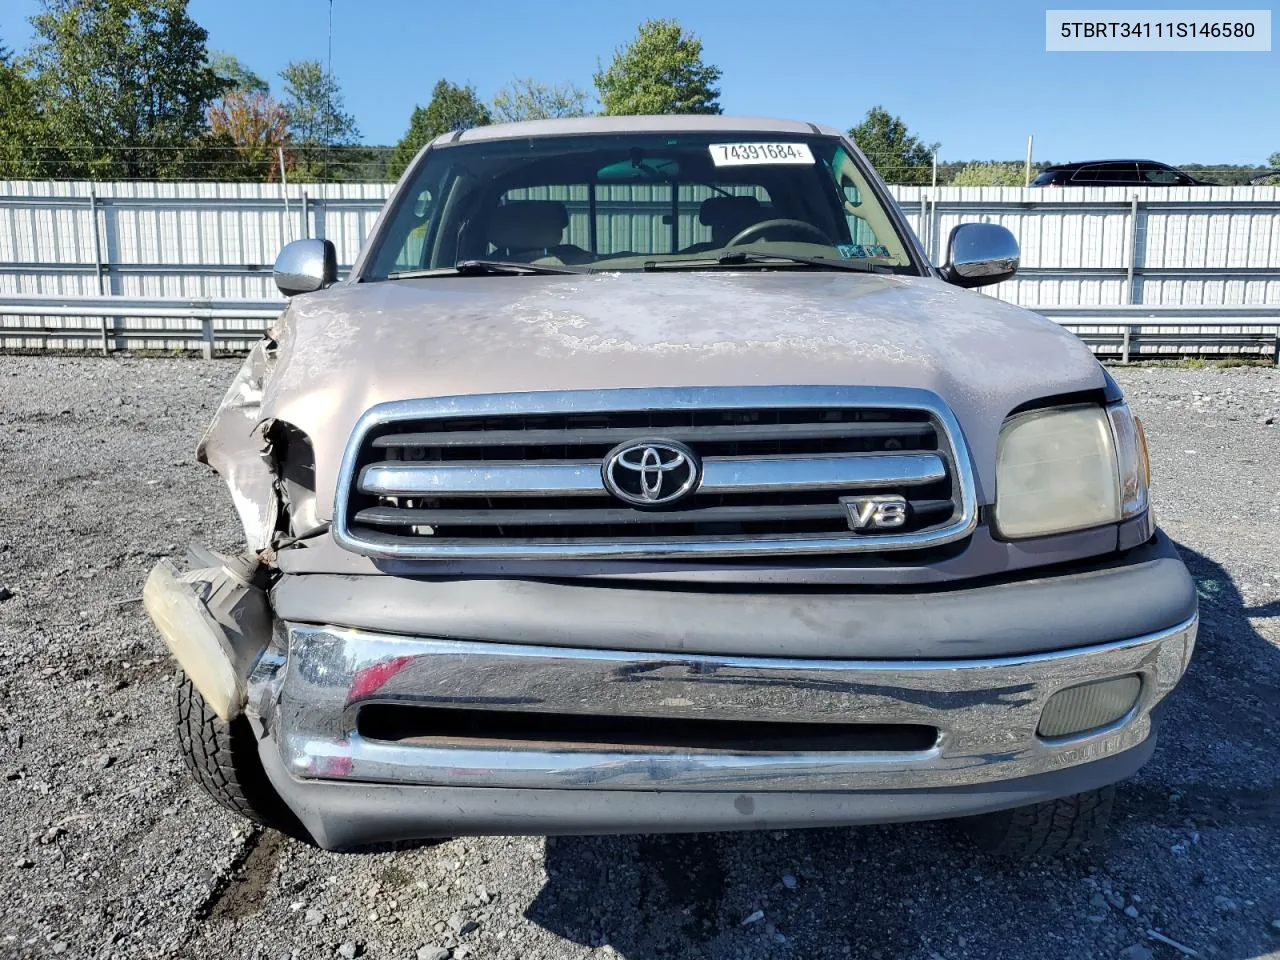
left=356, top=501, right=957, bottom=528
left=372, top=420, right=937, bottom=449
left=360, top=453, right=946, bottom=498
left=336, top=392, right=975, bottom=559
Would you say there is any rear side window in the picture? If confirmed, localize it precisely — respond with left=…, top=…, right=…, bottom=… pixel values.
left=1079, top=162, right=1139, bottom=184
left=1138, top=163, right=1191, bottom=185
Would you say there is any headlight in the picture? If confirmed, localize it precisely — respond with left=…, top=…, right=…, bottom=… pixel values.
left=994, top=402, right=1150, bottom=539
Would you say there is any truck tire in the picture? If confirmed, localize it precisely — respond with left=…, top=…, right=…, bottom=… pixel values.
left=960, top=786, right=1115, bottom=858
left=175, top=672, right=302, bottom=837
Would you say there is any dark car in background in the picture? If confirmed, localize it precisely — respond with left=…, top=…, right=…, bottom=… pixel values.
left=1032, top=160, right=1213, bottom=187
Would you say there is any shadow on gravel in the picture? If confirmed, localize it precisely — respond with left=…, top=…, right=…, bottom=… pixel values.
left=525, top=541, right=1280, bottom=960
left=1113, top=543, right=1280, bottom=831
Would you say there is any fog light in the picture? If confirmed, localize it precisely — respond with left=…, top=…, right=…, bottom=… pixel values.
left=1038, top=675, right=1142, bottom=738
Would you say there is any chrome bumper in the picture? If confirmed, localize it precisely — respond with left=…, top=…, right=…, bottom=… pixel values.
left=250, top=613, right=1197, bottom=794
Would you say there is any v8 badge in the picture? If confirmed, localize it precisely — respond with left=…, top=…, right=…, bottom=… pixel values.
left=840, top=494, right=909, bottom=531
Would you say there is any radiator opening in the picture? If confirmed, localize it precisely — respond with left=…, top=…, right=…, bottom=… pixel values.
left=357, top=704, right=939, bottom=755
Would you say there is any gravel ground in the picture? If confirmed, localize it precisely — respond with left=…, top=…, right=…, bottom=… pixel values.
left=0, top=356, right=1277, bottom=960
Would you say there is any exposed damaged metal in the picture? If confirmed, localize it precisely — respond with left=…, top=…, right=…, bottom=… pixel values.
left=198, top=329, right=329, bottom=561
left=197, top=337, right=279, bottom=554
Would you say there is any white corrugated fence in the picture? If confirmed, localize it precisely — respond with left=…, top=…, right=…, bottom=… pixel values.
left=1, top=180, right=1278, bottom=358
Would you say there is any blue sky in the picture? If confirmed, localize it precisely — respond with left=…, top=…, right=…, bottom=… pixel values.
left=2, top=0, right=1276, bottom=163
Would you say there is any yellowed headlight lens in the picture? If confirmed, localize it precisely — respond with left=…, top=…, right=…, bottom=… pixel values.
left=994, top=405, right=1121, bottom=539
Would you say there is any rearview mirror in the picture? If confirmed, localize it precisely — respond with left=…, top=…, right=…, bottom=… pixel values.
left=940, top=223, right=1018, bottom=288
left=597, top=157, right=681, bottom=181
left=274, top=239, right=337, bottom=297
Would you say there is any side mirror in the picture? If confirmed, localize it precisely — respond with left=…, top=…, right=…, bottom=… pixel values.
left=940, top=223, right=1019, bottom=288
left=274, top=239, right=337, bottom=297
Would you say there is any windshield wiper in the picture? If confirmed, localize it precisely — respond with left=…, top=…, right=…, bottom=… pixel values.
left=387, top=259, right=584, bottom=279
left=640, top=251, right=891, bottom=273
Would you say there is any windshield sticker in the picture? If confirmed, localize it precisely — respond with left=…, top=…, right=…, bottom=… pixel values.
left=709, top=143, right=815, bottom=166
left=837, top=243, right=892, bottom=260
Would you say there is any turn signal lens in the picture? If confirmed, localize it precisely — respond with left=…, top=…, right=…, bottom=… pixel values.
left=1108, top=403, right=1150, bottom=519
left=1135, top=416, right=1151, bottom=487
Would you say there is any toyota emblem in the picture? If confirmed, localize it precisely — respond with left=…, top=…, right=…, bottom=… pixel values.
left=602, top=439, right=700, bottom=507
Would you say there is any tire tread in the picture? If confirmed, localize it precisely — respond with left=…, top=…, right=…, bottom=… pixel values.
left=963, top=786, right=1115, bottom=858
left=175, top=673, right=299, bottom=834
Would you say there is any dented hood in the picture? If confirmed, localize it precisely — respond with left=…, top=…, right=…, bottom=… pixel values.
left=259, top=271, right=1105, bottom=521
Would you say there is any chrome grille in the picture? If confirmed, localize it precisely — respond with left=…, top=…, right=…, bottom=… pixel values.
left=333, top=387, right=978, bottom=559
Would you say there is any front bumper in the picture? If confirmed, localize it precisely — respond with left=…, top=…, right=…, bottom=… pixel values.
left=257, top=613, right=1196, bottom=790
left=248, top=613, right=1197, bottom=847
left=244, top=533, right=1198, bottom=848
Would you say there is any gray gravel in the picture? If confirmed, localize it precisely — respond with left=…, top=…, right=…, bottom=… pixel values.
left=0, top=356, right=1277, bottom=960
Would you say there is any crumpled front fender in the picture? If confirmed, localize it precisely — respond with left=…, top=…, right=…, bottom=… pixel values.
left=198, top=338, right=279, bottom=551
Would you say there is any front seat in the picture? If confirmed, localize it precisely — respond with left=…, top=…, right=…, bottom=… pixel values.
left=485, top=200, right=592, bottom=264
left=681, top=195, right=764, bottom=255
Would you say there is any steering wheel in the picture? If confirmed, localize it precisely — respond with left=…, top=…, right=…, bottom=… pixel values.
left=727, top=218, right=831, bottom=247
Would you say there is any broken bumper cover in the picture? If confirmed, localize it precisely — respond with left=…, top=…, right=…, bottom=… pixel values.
left=248, top=606, right=1197, bottom=848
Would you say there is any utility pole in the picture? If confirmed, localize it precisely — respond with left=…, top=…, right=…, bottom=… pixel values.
left=1025, top=135, right=1034, bottom=187
left=326, top=0, right=334, bottom=183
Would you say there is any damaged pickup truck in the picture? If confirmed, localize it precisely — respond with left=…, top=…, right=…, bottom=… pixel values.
left=145, top=116, right=1198, bottom=856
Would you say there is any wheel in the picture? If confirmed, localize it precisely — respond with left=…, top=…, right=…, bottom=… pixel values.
left=175, top=672, right=302, bottom=837
left=960, top=786, right=1115, bottom=858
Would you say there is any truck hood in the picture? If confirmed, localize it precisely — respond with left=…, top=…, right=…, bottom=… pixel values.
left=260, top=271, right=1105, bottom=521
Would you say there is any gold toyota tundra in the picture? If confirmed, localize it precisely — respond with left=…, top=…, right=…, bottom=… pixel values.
left=145, top=116, right=1197, bottom=856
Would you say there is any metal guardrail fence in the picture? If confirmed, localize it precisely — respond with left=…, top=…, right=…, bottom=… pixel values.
left=1034, top=305, right=1280, bottom=363
left=1, top=295, right=1276, bottom=363
left=0, top=295, right=280, bottom=357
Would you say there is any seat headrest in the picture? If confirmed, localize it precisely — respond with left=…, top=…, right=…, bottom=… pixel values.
left=488, top=201, right=569, bottom=251
left=699, top=195, right=762, bottom=227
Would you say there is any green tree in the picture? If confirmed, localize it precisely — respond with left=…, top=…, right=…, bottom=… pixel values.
left=280, top=59, right=359, bottom=180
left=950, top=161, right=1025, bottom=187
left=27, top=0, right=225, bottom=179
left=0, top=46, right=55, bottom=178
left=388, top=79, right=491, bottom=178
left=491, top=78, right=590, bottom=123
left=210, top=50, right=267, bottom=95
left=849, top=106, right=937, bottom=186
left=594, top=19, right=721, bottom=116
left=1177, top=162, right=1270, bottom=186
left=280, top=59, right=359, bottom=146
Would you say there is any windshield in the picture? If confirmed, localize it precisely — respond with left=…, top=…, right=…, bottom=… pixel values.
left=360, top=132, right=919, bottom=279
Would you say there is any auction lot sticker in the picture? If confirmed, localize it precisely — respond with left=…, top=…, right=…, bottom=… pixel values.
left=709, top=143, right=815, bottom=166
